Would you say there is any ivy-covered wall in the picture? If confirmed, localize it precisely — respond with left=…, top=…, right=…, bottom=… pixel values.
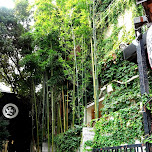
left=98, top=0, right=143, bottom=62
left=85, top=0, right=152, bottom=149
left=93, top=60, right=143, bottom=148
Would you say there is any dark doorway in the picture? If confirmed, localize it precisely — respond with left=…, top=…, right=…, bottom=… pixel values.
left=0, top=92, right=32, bottom=152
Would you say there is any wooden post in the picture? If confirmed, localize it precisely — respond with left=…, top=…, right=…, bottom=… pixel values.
left=135, top=28, right=151, bottom=152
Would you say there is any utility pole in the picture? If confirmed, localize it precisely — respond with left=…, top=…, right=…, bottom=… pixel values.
left=134, top=0, right=152, bottom=151
left=134, top=18, right=150, bottom=152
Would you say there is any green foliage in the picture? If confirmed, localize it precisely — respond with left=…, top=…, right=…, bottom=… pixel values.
left=99, top=54, right=138, bottom=84
left=0, top=6, right=34, bottom=95
left=141, top=94, right=152, bottom=143
left=83, top=140, right=94, bottom=151
left=0, top=117, right=9, bottom=150
left=54, top=125, right=82, bottom=152
left=93, top=106, right=143, bottom=148
left=144, top=134, right=152, bottom=144
left=14, top=0, right=31, bottom=29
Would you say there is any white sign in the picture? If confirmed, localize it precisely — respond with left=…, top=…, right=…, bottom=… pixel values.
left=147, top=25, right=152, bottom=69
left=2, top=103, right=19, bottom=119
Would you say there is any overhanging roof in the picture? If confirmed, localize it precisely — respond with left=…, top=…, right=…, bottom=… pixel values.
left=87, top=97, right=104, bottom=108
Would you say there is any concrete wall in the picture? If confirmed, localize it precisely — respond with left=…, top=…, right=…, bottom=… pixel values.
left=42, top=143, right=53, bottom=152
left=79, top=127, right=95, bottom=152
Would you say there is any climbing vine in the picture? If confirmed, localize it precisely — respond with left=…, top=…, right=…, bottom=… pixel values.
left=93, top=106, right=143, bottom=148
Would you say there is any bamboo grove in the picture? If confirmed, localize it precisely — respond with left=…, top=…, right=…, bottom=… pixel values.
left=30, top=0, right=100, bottom=150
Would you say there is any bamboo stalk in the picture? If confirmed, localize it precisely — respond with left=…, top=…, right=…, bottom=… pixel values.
left=66, top=81, right=69, bottom=130
left=59, top=106, right=63, bottom=133
left=51, top=67, right=54, bottom=152
left=72, top=66, right=76, bottom=128
left=51, top=88, right=54, bottom=151
left=33, top=79, right=40, bottom=152
left=59, top=99, right=63, bottom=133
left=82, top=37, right=84, bottom=107
left=57, top=103, right=60, bottom=134
left=84, top=37, right=87, bottom=125
left=62, top=86, right=66, bottom=132
left=90, top=37, right=97, bottom=118
left=85, top=71, right=87, bottom=125
left=92, top=0, right=99, bottom=119
left=70, top=13, right=80, bottom=125
left=71, top=23, right=80, bottom=125
left=42, top=72, right=46, bottom=143
left=31, top=81, right=34, bottom=152
left=46, top=73, right=50, bottom=152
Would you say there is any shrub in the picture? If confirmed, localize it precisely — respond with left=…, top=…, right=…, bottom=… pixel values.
left=54, top=125, right=82, bottom=152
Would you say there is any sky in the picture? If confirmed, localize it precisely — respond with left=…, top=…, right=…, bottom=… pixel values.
left=0, top=0, right=56, bottom=9
left=0, top=0, right=15, bottom=9
left=0, top=0, right=35, bottom=9
left=0, top=82, right=11, bottom=93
